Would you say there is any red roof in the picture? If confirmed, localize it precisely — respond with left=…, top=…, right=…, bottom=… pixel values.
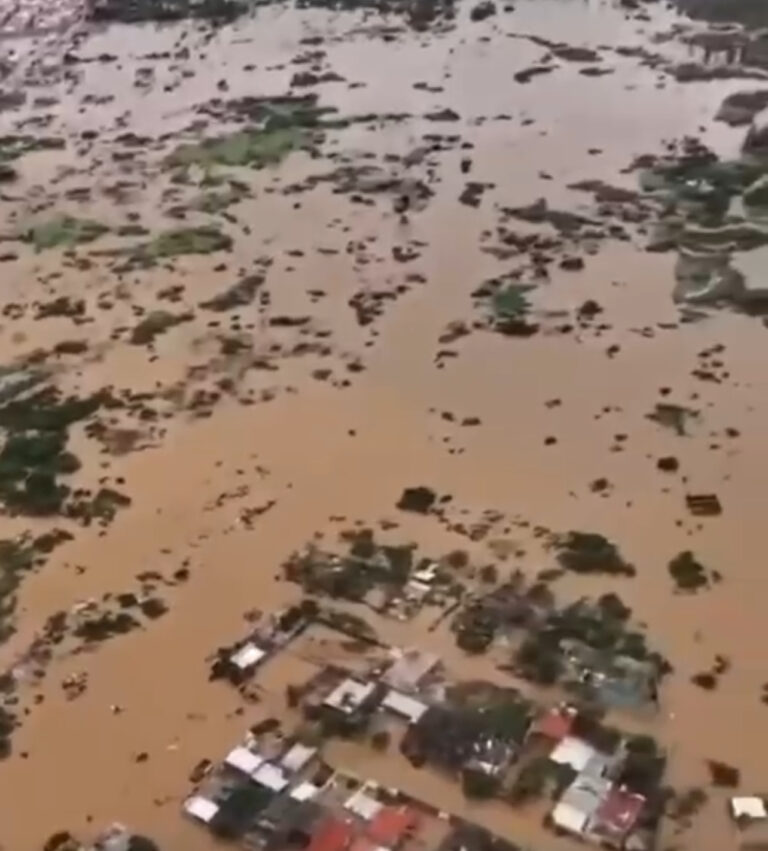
left=593, top=787, right=645, bottom=839
left=367, top=806, right=419, bottom=847
left=308, top=818, right=355, bottom=851
left=533, top=707, right=576, bottom=741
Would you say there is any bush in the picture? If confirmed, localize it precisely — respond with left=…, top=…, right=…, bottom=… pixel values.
left=509, top=757, right=551, bottom=804
left=462, top=769, right=498, bottom=799
left=553, top=531, right=635, bottom=577
left=707, top=760, right=740, bottom=788
left=668, top=551, right=709, bottom=592
left=286, top=685, right=302, bottom=708
left=479, top=564, right=499, bottom=584
left=371, top=730, right=391, bottom=751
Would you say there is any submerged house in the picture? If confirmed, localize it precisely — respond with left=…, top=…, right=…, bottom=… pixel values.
left=552, top=774, right=612, bottom=838
left=559, top=640, right=659, bottom=711
left=316, top=676, right=387, bottom=734
left=549, top=740, right=647, bottom=849
left=402, top=698, right=530, bottom=782
left=383, top=648, right=440, bottom=693
left=250, top=796, right=325, bottom=850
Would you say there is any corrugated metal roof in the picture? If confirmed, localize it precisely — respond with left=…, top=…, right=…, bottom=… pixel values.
left=230, top=642, right=266, bottom=670
left=253, top=762, right=290, bottom=792
left=551, top=800, right=590, bottom=836
left=184, top=795, right=220, bottom=824
left=224, top=745, right=265, bottom=776
left=382, top=690, right=428, bottom=723
left=281, top=743, right=317, bottom=773
left=731, top=797, right=768, bottom=820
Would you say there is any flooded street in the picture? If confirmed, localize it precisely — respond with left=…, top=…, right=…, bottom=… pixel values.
left=0, top=0, right=767, bottom=848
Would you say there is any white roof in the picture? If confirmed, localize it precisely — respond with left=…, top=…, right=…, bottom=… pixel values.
left=731, top=797, right=768, bottom=820
left=230, top=642, right=266, bottom=670
left=225, top=746, right=265, bottom=776
left=404, top=580, right=431, bottom=599
left=290, top=782, right=321, bottom=802
left=555, top=774, right=611, bottom=834
left=382, top=690, right=428, bottom=723
left=184, top=795, right=219, bottom=824
left=281, top=743, right=317, bottom=773
left=552, top=800, right=590, bottom=836
left=550, top=736, right=599, bottom=772
left=384, top=649, right=440, bottom=691
left=412, top=563, right=438, bottom=583
left=324, top=678, right=376, bottom=714
left=345, top=788, right=384, bottom=820
left=253, top=762, right=289, bottom=792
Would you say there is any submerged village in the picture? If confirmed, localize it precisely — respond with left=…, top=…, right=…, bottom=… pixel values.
left=4, top=0, right=768, bottom=848
left=48, top=515, right=768, bottom=851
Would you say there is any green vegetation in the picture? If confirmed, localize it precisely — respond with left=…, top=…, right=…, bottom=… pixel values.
left=284, top=531, right=423, bottom=602
left=200, top=274, right=264, bottom=311
left=137, top=226, right=232, bottom=260
left=130, top=310, right=191, bottom=345
left=508, top=757, right=553, bottom=804
left=0, top=387, right=102, bottom=517
left=551, top=531, right=635, bottom=576
left=0, top=705, right=15, bottom=759
left=167, top=126, right=308, bottom=173
left=491, top=283, right=535, bottom=318
left=462, top=769, right=498, bottom=799
left=0, top=135, right=65, bottom=163
left=117, top=226, right=233, bottom=268
left=191, top=184, right=250, bottom=213
left=23, top=216, right=109, bottom=251
left=668, top=551, right=710, bottom=592
left=646, top=403, right=699, bottom=436
left=0, top=533, right=71, bottom=644
left=447, top=682, right=532, bottom=743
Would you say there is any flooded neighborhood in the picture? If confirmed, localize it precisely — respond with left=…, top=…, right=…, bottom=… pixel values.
left=0, top=0, right=768, bottom=848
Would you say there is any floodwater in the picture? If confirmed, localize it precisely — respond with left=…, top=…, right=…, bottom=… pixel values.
left=0, top=0, right=767, bottom=848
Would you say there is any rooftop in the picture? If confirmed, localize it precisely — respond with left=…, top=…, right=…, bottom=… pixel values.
left=549, top=736, right=599, bottom=772
left=225, top=746, right=265, bottom=776
left=253, top=762, right=290, bottom=792
left=307, top=818, right=355, bottom=851
left=324, top=678, right=377, bottom=715
left=367, top=805, right=420, bottom=848
left=345, top=788, right=384, bottom=821
left=730, top=796, right=768, bottom=821
left=551, top=775, right=612, bottom=836
left=593, top=786, right=646, bottom=840
left=382, top=690, right=428, bottom=723
left=184, top=795, right=220, bottom=824
left=281, top=743, right=317, bottom=773
left=230, top=642, right=267, bottom=671
left=531, top=706, right=576, bottom=742
left=384, top=648, right=440, bottom=692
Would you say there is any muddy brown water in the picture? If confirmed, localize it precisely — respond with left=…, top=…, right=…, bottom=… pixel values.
left=0, top=0, right=767, bottom=849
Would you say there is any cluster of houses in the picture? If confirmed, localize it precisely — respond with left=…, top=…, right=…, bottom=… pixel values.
left=183, top=722, right=515, bottom=851
left=282, top=538, right=463, bottom=624
left=191, top=626, right=668, bottom=851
